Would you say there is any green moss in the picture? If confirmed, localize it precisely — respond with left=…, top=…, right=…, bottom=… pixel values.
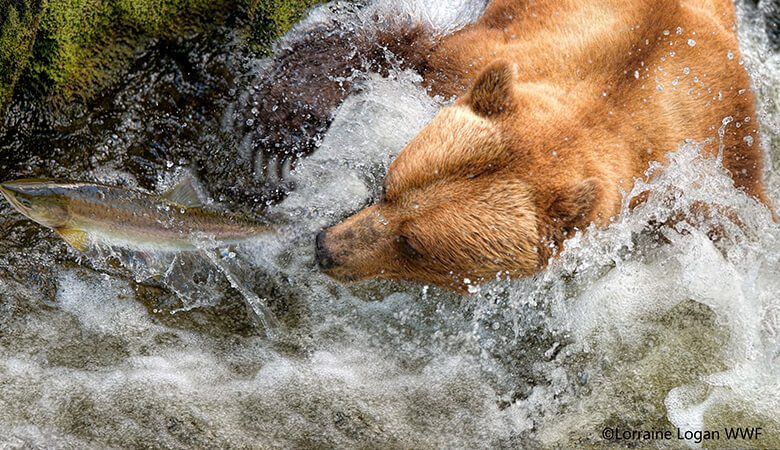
left=23, top=0, right=243, bottom=97
left=246, top=0, right=325, bottom=55
left=0, top=0, right=323, bottom=114
left=0, top=0, right=43, bottom=112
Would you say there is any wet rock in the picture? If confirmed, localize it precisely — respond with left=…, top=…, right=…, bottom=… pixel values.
left=0, top=0, right=324, bottom=116
left=0, top=0, right=44, bottom=114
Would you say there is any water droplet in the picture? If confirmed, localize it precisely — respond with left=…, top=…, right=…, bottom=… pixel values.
left=743, top=136, right=754, bottom=146
left=634, top=71, right=640, bottom=79
left=246, top=119, right=254, bottom=126
left=663, top=30, right=670, bottom=36
left=676, top=27, right=683, bottom=34
left=683, top=67, right=690, bottom=74
left=687, top=39, right=696, bottom=46
left=727, top=50, right=733, bottom=60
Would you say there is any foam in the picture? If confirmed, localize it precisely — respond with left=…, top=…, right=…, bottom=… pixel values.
left=296, top=0, right=488, bottom=38
left=56, top=270, right=150, bottom=334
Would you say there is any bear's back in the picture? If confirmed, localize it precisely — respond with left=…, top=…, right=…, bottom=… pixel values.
left=423, top=0, right=769, bottom=211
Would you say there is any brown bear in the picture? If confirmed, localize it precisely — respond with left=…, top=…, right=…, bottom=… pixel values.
left=309, top=0, right=773, bottom=291
left=309, top=0, right=776, bottom=290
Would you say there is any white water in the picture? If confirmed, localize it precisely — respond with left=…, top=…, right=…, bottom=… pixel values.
left=1, top=0, right=779, bottom=447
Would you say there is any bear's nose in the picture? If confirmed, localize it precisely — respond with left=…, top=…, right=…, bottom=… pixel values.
left=315, top=229, right=338, bottom=270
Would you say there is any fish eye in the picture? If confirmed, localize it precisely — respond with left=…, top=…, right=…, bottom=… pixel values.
left=396, top=235, right=423, bottom=259
left=16, top=197, right=33, bottom=208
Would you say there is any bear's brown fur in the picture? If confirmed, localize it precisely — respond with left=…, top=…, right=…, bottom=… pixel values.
left=313, top=0, right=773, bottom=291
left=237, top=11, right=438, bottom=177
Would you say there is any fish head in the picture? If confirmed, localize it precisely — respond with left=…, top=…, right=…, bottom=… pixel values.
left=0, top=180, right=70, bottom=228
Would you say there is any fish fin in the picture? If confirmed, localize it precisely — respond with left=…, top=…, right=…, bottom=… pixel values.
left=162, top=177, right=205, bottom=209
left=54, top=228, right=89, bottom=252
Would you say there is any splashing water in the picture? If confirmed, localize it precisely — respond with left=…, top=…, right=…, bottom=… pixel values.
left=0, top=0, right=779, bottom=447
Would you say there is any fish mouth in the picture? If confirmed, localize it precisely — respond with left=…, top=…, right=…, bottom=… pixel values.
left=0, top=183, right=28, bottom=216
left=0, top=180, right=41, bottom=212
left=0, top=182, right=16, bottom=204
left=0, top=180, right=50, bottom=203
left=0, top=180, right=33, bottom=196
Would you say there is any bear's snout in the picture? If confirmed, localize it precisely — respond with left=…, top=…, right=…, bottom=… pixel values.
left=315, top=229, right=338, bottom=270
left=315, top=205, right=397, bottom=283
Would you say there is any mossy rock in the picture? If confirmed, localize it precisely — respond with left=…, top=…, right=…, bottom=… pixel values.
left=0, top=0, right=44, bottom=111
left=245, top=0, right=325, bottom=55
left=0, top=0, right=326, bottom=115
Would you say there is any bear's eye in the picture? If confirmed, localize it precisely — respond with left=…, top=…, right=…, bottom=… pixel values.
left=395, top=235, right=423, bottom=259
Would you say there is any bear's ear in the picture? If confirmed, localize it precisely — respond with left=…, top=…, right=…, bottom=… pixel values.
left=469, top=60, right=516, bottom=117
left=551, top=178, right=602, bottom=234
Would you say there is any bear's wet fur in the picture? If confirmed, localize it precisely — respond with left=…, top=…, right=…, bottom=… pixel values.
left=309, top=0, right=774, bottom=291
left=236, top=10, right=438, bottom=180
left=239, top=0, right=778, bottom=173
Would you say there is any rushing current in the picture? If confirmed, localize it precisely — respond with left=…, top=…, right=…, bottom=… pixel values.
left=0, top=0, right=778, bottom=447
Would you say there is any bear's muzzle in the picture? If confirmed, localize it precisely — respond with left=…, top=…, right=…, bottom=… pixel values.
left=315, top=229, right=338, bottom=270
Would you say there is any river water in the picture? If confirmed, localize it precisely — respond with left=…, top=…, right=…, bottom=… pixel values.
left=0, top=0, right=778, bottom=448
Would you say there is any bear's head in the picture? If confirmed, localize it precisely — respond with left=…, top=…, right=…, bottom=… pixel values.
left=315, top=60, right=602, bottom=291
